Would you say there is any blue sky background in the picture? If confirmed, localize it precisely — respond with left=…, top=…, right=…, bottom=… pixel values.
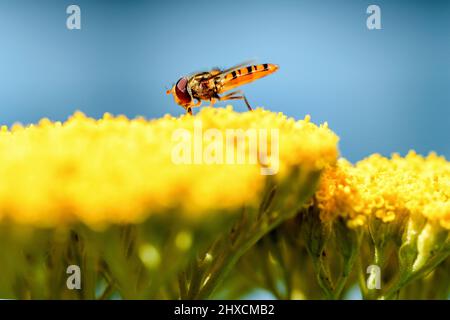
left=0, top=0, right=449, bottom=163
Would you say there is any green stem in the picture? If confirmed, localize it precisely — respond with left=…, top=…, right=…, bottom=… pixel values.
left=381, top=252, right=450, bottom=300
left=98, top=282, right=115, bottom=300
left=357, top=255, right=370, bottom=299
left=260, top=243, right=284, bottom=299
left=333, top=258, right=354, bottom=299
left=178, top=271, right=188, bottom=299
left=184, top=169, right=321, bottom=299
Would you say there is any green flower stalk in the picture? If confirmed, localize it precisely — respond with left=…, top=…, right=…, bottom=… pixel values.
left=179, top=168, right=323, bottom=299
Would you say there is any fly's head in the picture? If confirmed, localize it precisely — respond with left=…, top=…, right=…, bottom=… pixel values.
left=166, top=77, right=193, bottom=111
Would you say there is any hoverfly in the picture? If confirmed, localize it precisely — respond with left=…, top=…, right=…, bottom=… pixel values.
left=166, top=62, right=279, bottom=114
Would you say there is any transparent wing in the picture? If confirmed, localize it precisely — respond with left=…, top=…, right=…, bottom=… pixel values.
left=183, top=60, right=258, bottom=81
left=204, top=60, right=258, bottom=81
left=217, top=60, right=257, bottom=75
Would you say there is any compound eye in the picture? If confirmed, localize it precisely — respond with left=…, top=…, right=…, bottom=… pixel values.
left=174, top=78, right=192, bottom=105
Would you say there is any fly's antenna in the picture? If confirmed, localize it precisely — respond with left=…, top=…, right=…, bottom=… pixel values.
left=165, top=85, right=172, bottom=95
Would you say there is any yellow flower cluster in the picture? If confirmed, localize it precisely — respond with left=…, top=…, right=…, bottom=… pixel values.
left=315, top=158, right=363, bottom=226
left=0, top=107, right=338, bottom=228
left=315, top=151, right=450, bottom=229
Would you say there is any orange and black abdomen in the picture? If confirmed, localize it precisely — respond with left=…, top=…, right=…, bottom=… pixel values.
left=219, top=63, right=279, bottom=93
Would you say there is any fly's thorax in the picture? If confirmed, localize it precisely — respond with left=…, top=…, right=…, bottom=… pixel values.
left=189, top=74, right=219, bottom=101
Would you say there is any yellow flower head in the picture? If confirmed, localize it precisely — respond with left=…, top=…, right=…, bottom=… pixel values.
left=315, top=158, right=366, bottom=227
left=0, top=107, right=338, bottom=228
left=314, top=151, right=450, bottom=229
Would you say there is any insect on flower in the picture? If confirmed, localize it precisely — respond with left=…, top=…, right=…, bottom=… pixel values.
left=166, top=62, right=279, bottom=114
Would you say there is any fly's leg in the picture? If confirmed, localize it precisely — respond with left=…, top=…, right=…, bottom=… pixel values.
left=209, top=98, right=216, bottom=108
left=186, top=99, right=202, bottom=115
left=219, top=91, right=253, bottom=111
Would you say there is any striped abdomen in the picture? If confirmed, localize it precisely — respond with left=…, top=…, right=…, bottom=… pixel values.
left=219, top=63, right=279, bottom=93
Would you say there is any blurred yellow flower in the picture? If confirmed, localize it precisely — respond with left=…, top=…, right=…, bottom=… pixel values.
left=0, top=107, right=338, bottom=229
